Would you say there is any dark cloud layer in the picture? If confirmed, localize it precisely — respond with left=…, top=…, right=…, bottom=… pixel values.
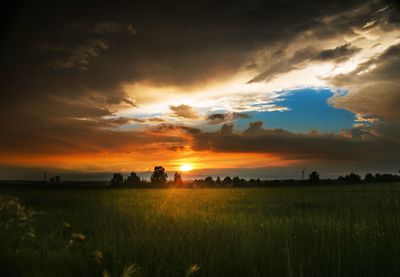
left=3, top=0, right=388, bottom=103
left=0, top=116, right=186, bottom=160
left=183, top=121, right=400, bottom=166
left=206, top=112, right=251, bottom=125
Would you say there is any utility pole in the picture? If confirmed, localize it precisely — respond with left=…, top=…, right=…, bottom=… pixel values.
left=301, top=166, right=305, bottom=183
left=44, top=171, right=47, bottom=184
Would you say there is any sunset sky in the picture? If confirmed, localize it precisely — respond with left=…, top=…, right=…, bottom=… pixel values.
left=1, top=0, right=400, bottom=180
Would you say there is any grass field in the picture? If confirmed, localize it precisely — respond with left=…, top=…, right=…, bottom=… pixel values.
left=1, top=183, right=400, bottom=276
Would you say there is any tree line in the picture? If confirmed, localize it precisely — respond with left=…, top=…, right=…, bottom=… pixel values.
left=110, top=166, right=400, bottom=188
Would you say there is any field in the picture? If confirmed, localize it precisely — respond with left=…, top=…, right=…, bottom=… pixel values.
left=1, top=183, right=400, bottom=276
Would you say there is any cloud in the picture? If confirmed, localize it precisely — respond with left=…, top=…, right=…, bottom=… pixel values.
left=206, top=112, right=251, bottom=125
left=248, top=43, right=361, bottom=83
left=92, top=22, right=137, bottom=35
left=114, top=117, right=166, bottom=124
left=329, top=43, right=400, bottom=127
left=169, top=104, right=200, bottom=119
left=38, top=20, right=137, bottom=73
left=44, top=39, right=109, bottom=70
left=96, top=116, right=165, bottom=126
left=313, top=44, right=361, bottom=62
left=69, top=21, right=137, bottom=35
left=0, top=116, right=186, bottom=158
left=186, top=121, right=400, bottom=165
left=152, top=123, right=201, bottom=136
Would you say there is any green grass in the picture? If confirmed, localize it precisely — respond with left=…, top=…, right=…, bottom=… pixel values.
left=1, top=183, right=400, bottom=276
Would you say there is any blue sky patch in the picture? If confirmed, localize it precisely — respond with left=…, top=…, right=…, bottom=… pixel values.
left=236, top=88, right=355, bottom=133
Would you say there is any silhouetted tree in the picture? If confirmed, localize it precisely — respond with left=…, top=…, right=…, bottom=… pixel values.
left=174, top=172, right=183, bottom=186
left=215, top=176, right=222, bottom=186
left=204, top=176, right=214, bottom=186
left=309, top=171, right=320, bottom=185
left=338, top=172, right=361, bottom=183
left=125, top=172, right=141, bottom=186
left=347, top=172, right=361, bottom=183
left=232, top=176, right=246, bottom=187
left=192, top=179, right=203, bottom=187
left=150, top=166, right=168, bottom=186
left=365, top=173, right=374, bottom=183
left=249, top=178, right=262, bottom=186
left=372, top=173, right=399, bottom=183
left=222, top=176, right=232, bottom=186
left=110, top=173, right=124, bottom=185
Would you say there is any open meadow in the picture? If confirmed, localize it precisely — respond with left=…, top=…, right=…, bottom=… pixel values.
left=1, top=183, right=400, bottom=276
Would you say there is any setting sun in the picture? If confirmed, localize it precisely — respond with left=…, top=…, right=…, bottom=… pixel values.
left=179, top=164, right=193, bottom=172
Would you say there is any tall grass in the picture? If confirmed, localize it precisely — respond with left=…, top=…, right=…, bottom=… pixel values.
left=1, top=184, right=400, bottom=276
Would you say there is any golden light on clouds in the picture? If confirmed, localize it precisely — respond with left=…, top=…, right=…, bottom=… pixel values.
left=118, top=29, right=400, bottom=122
left=0, top=147, right=295, bottom=176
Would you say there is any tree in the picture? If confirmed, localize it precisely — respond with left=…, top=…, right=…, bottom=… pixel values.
left=309, top=171, right=320, bottom=185
left=174, top=172, right=183, bottom=186
left=232, top=176, right=246, bottom=187
left=365, top=173, right=374, bottom=183
left=248, top=178, right=262, bottom=186
left=125, top=172, right=141, bottom=186
left=204, top=176, right=214, bottom=187
left=343, top=172, right=361, bottom=183
left=349, top=172, right=361, bottom=183
left=110, top=173, right=124, bottom=185
left=222, top=176, right=232, bottom=186
left=215, top=176, right=222, bottom=186
left=150, top=166, right=168, bottom=186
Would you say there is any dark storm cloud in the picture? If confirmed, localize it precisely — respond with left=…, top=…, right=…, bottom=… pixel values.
left=185, top=121, right=400, bottom=165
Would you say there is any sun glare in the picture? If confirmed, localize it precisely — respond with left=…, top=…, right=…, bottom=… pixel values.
left=179, top=164, right=193, bottom=172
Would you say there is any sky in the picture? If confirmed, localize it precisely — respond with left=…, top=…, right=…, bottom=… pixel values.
left=1, top=0, right=400, bottom=180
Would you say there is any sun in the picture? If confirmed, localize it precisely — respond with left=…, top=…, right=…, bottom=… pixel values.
left=179, top=164, right=193, bottom=172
